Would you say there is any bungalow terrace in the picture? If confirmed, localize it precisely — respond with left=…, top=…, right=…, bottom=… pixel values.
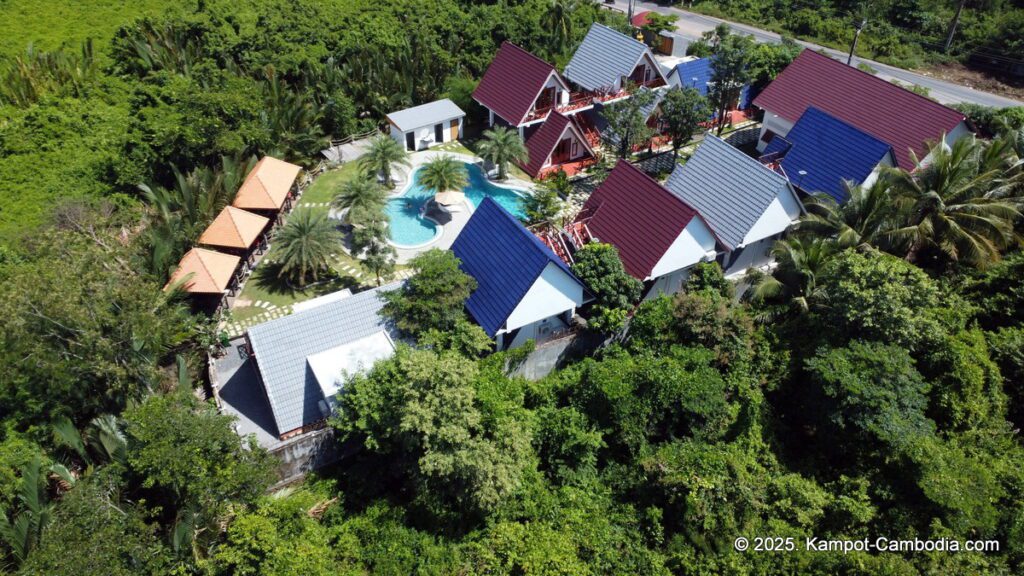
left=664, top=135, right=804, bottom=276
left=753, top=49, right=969, bottom=170
left=451, top=198, right=589, bottom=350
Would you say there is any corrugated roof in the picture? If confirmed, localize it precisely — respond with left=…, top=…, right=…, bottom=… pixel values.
left=472, top=42, right=565, bottom=126
left=521, top=112, right=594, bottom=178
left=664, top=135, right=793, bottom=249
left=752, top=50, right=965, bottom=169
left=580, top=160, right=699, bottom=279
left=198, top=206, right=269, bottom=250
left=246, top=284, right=400, bottom=435
left=765, top=107, right=894, bottom=203
left=165, top=247, right=240, bottom=293
left=564, top=23, right=661, bottom=91
left=232, top=157, right=302, bottom=211
left=387, top=99, right=465, bottom=132
left=450, top=198, right=582, bottom=337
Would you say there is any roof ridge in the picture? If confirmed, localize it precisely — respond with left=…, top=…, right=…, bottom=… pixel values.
left=592, top=22, right=646, bottom=49
left=501, top=41, right=557, bottom=73
left=479, top=197, right=560, bottom=265
left=192, top=247, right=217, bottom=287
left=615, top=160, right=698, bottom=212
left=225, top=206, right=245, bottom=244
left=800, top=50, right=964, bottom=119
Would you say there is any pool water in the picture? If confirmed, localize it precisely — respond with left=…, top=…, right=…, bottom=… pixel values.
left=386, top=162, right=527, bottom=247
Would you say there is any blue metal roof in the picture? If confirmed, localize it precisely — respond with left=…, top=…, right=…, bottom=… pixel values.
left=770, top=107, right=893, bottom=202
left=450, top=198, right=581, bottom=337
left=669, top=57, right=755, bottom=110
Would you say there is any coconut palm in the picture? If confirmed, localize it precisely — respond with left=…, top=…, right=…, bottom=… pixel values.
left=418, top=155, right=467, bottom=194
left=885, top=135, right=1023, bottom=268
left=477, top=127, right=528, bottom=180
left=799, top=179, right=897, bottom=250
left=331, top=175, right=388, bottom=225
left=359, top=134, right=410, bottom=188
left=542, top=0, right=578, bottom=58
left=745, top=236, right=838, bottom=321
left=274, top=210, right=342, bottom=287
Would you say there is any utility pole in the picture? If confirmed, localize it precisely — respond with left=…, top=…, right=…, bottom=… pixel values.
left=627, top=0, right=635, bottom=27
left=847, top=17, right=867, bottom=65
left=944, top=0, right=967, bottom=53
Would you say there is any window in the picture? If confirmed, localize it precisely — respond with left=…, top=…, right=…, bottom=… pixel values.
left=434, top=123, right=444, bottom=142
left=571, top=139, right=579, bottom=158
left=760, top=130, right=776, bottom=144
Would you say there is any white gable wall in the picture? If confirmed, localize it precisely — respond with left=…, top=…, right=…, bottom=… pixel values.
left=756, top=112, right=796, bottom=152
left=648, top=217, right=718, bottom=280
left=740, top=188, right=802, bottom=247
left=541, top=125, right=590, bottom=169
left=503, top=262, right=584, bottom=333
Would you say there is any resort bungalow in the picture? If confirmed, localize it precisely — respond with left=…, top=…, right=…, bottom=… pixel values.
left=760, top=107, right=896, bottom=203
left=165, top=247, right=242, bottom=306
left=752, top=50, right=969, bottom=170
left=232, top=156, right=303, bottom=216
left=563, top=23, right=668, bottom=97
left=664, top=136, right=803, bottom=276
left=242, top=284, right=400, bottom=440
left=197, top=206, right=270, bottom=267
left=665, top=57, right=754, bottom=113
left=521, top=112, right=597, bottom=178
left=573, top=161, right=721, bottom=298
left=450, top=198, right=588, bottom=350
left=386, top=99, right=465, bottom=152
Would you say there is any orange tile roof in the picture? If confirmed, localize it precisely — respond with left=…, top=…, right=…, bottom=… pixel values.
left=164, top=248, right=241, bottom=294
left=232, top=157, right=302, bottom=211
left=198, top=206, right=270, bottom=250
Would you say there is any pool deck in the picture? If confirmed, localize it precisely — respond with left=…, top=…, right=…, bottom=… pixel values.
left=390, top=151, right=533, bottom=263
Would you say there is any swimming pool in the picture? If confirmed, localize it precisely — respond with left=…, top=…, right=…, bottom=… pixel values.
left=386, top=162, right=527, bottom=247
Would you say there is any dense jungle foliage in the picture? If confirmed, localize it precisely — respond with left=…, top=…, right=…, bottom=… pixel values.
left=0, top=1, right=1023, bottom=574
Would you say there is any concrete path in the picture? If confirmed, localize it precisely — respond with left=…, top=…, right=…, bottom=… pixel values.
left=609, top=0, right=1023, bottom=107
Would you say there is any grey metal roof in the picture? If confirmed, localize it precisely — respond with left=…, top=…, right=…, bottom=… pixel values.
left=663, top=135, right=794, bottom=249
left=564, top=23, right=650, bottom=92
left=245, top=283, right=401, bottom=435
left=386, top=99, right=465, bottom=132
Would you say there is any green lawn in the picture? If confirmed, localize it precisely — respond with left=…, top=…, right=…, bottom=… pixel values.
left=298, top=161, right=365, bottom=206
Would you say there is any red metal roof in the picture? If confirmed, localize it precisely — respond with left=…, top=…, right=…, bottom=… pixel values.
left=472, top=42, right=563, bottom=126
left=521, top=112, right=593, bottom=178
left=577, top=160, right=698, bottom=280
left=631, top=11, right=653, bottom=27
left=752, top=50, right=965, bottom=170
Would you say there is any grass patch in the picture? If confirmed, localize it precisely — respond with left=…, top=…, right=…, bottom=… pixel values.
left=298, top=161, right=365, bottom=206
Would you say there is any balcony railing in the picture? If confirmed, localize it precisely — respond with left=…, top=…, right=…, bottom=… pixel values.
left=522, top=92, right=595, bottom=123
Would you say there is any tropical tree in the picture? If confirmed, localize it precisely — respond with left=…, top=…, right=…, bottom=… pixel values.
left=542, top=0, right=578, bottom=58
left=477, top=126, right=528, bottom=180
left=600, top=88, right=657, bottom=159
left=359, top=134, right=410, bottom=188
left=659, top=86, right=710, bottom=157
left=381, top=249, right=476, bottom=335
left=331, top=175, right=388, bottom=225
left=274, top=209, right=342, bottom=287
left=523, top=169, right=569, bottom=225
left=418, top=155, right=467, bottom=195
left=571, top=243, right=642, bottom=332
left=361, top=239, right=397, bottom=287
left=799, top=179, right=897, bottom=249
left=0, top=456, right=74, bottom=567
left=885, top=135, right=1023, bottom=268
left=745, top=236, right=839, bottom=321
left=708, top=33, right=754, bottom=135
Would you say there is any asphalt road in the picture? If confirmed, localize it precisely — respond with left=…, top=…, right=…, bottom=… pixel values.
left=606, top=0, right=1024, bottom=107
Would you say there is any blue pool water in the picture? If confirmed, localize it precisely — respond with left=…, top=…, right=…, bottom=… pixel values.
left=386, top=162, right=527, bottom=247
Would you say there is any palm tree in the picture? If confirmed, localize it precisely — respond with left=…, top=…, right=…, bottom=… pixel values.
left=331, top=176, right=388, bottom=225
left=359, top=134, right=410, bottom=188
left=418, top=155, right=467, bottom=194
left=885, top=135, right=1023, bottom=268
left=274, top=210, right=342, bottom=287
left=543, top=0, right=577, bottom=58
left=477, top=127, right=528, bottom=180
left=745, top=236, right=839, bottom=321
left=799, top=179, right=896, bottom=250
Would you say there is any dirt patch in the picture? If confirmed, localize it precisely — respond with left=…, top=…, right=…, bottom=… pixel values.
left=917, top=62, right=1024, bottom=102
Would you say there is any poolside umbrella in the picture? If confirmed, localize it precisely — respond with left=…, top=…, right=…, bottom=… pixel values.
left=433, top=190, right=466, bottom=206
